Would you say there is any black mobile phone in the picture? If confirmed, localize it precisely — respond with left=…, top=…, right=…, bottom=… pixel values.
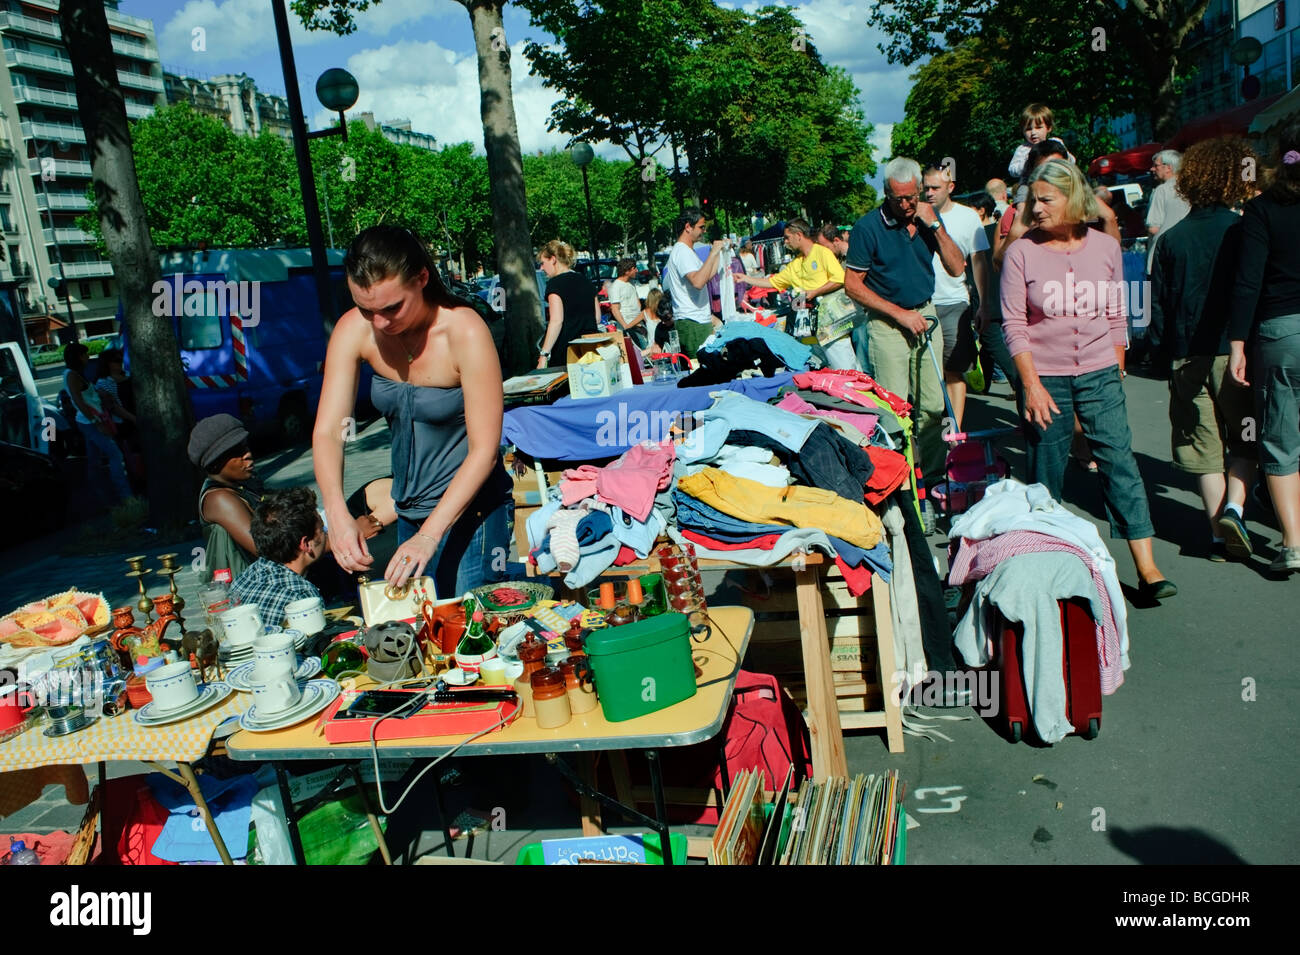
left=336, top=689, right=427, bottom=719
left=430, top=688, right=519, bottom=704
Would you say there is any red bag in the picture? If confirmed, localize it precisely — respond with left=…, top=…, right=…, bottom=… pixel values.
left=618, top=670, right=813, bottom=825
left=101, top=775, right=177, bottom=866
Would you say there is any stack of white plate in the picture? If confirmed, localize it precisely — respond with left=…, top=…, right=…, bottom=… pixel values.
left=218, top=628, right=308, bottom=666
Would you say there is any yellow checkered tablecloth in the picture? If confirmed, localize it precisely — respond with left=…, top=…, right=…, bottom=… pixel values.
left=0, top=695, right=248, bottom=773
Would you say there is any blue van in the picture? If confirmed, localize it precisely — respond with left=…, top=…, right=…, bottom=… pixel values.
left=119, top=248, right=370, bottom=441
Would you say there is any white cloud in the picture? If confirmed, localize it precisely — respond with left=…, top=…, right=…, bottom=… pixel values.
left=358, top=0, right=457, bottom=35
left=311, top=39, right=572, bottom=155
left=156, top=0, right=330, bottom=65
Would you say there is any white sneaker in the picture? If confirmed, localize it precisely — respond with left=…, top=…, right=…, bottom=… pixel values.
left=1268, top=546, right=1300, bottom=574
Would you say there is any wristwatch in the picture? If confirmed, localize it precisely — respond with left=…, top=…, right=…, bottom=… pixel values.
left=928, top=219, right=942, bottom=232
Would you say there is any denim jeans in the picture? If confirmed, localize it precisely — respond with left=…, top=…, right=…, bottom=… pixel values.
left=397, top=492, right=513, bottom=597
left=980, top=320, right=1021, bottom=390
left=77, top=420, right=131, bottom=504
left=1025, top=365, right=1155, bottom=540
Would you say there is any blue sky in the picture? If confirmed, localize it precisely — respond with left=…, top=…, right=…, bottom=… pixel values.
left=119, top=0, right=912, bottom=188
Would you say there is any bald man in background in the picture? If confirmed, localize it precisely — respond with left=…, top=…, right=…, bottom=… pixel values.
left=985, top=178, right=1010, bottom=216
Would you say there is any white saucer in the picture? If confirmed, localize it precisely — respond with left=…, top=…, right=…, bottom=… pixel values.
left=238, top=680, right=340, bottom=733
left=227, top=657, right=321, bottom=692
left=134, top=682, right=233, bottom=726
left=441, top=667, right=478, bottom=686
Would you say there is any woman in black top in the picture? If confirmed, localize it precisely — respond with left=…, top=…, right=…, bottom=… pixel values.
left=537, top=239, right=600, bottom=368
left=1228, top=124, right=1300, bottom=574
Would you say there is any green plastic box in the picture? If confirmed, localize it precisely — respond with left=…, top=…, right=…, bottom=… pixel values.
left=585, top=612, right=697, bottom=722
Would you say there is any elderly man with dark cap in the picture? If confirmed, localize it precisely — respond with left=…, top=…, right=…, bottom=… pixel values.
left=189, top=414, right=263, bottom=579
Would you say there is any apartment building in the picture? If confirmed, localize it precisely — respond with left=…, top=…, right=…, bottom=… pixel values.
left=0, top=0, right=162, bottom=341
left=164, top=70, right=293, bottom=139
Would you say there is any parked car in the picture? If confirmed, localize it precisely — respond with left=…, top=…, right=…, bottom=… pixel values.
left=0, top=339, right=70, bottom=458
left=475, top=269, right=550, bottom=324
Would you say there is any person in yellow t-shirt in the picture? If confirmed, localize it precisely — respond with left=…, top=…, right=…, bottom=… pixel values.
left=738, top=218, right=845, bottom=303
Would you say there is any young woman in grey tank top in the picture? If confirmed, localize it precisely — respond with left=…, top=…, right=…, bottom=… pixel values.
left=314, top=225, right=512, bottom=595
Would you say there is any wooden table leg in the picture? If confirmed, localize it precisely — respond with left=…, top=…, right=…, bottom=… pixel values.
left=174, top=762, right=234, bottom=866
left=577, top=752, right=603, bottom=836
left=870, top=574, right=905, bottom=753
left=794, top=565, right=847, bottom=779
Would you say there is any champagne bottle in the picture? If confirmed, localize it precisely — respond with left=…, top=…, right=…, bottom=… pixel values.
left=456, top=610, right=495, bottom=658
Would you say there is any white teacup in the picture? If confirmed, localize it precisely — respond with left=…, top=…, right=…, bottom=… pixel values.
left=251, top=675, right=302, bottom=715
left=253, top=631, right=297, bottom=683
left=218, top=604, right=264, bottom=646
left=146, top=661, right=199, bottom=713
left=284, top=596, right=326, bottom=636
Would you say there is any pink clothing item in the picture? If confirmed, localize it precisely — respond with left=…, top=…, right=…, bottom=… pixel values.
left=999, top=229, right=1128, bottom=378
left=949, top=530, right=1123, bottom=694
left=560, top=439, right=675, bottom=522
left=775, top=392, right=879, bottom=442
left=792, top=369, right=911, bottom=418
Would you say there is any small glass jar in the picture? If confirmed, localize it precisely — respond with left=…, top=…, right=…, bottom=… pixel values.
left=531, top=667, right=571, bottom=729
left=605, top=601, right=640, bottom=628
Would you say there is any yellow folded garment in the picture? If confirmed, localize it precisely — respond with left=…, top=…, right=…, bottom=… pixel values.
left=577, top=351, right=603, bottom=364
left=678, top=467, right=882, bottom=549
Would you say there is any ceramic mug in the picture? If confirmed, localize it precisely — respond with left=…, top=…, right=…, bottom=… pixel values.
left=251, top=675, right=302, bottom=715
left=0, top=684, right=36, bottom=732
left=145, top=661, right=199, bottom=713
left=253, top=631, right=297, bottom=683
left=284, top=596, right=326, bottom=635
left=218, top=604, right=264, bottom=646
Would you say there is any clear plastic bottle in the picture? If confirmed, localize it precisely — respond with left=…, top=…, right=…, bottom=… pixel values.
left=5, top=838, right=39, bottom=865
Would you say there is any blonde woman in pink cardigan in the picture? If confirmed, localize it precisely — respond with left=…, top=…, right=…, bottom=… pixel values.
left=1001, top=159, right=1176, bottom=603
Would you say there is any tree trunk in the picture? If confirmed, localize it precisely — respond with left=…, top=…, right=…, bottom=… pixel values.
left=61, top=0, right=193, bottom=532
left=460, top=0, right=542, bottom=377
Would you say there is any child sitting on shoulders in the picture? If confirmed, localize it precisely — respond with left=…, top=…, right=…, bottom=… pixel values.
left=1008, top=103, right=1075, bottom=179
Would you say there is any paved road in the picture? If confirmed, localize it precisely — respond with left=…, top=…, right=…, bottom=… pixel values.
left=2, top=371, right=1295, bottom=864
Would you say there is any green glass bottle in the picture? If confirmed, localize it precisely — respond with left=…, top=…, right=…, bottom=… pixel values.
left=456, top=610, right=495, bottom=658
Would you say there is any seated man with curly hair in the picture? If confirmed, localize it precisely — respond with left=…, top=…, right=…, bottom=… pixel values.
left=231, top=487, right=327, bottom=628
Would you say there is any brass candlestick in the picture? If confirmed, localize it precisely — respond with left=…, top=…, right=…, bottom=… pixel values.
left=157, top=554, right=185, bottom=614
left=125, top=561, right=154, bottom=617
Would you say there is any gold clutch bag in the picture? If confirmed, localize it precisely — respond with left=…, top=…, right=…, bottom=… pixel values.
left=356, top=576, right=437, bottom=626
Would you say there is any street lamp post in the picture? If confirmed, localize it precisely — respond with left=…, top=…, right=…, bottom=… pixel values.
left=570, top=142, right=599, bottom=267
left=271, top=0, right=358, bottom=327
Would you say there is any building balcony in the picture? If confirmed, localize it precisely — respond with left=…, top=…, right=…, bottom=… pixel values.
left=118, top=71, right=164, bottom=93
left=12, top=85, right=79, bottom=109
left=21, top=121, right=85, bottom=144
left=43, top=227, right=96, bottom=244
left=125, top=101, right=155, bottom=120
left=36, top=191, right=90, bottom=212
left=0, top=12, right=62, bottom=41
left=61, top=261, right=114, bottom=279
left=4, top=47, right=73, bottom=76
left=110, top=35, right=153, bottom=61
left=31, top=157, right=92, bottom=178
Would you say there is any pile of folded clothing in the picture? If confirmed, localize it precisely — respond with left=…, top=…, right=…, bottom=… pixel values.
left=526, top=440, right=678, bottom=589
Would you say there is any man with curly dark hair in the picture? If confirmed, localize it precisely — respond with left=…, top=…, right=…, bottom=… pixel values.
left=1150, top=136, right=1261, bottom=562
left=231, top=487, right=326, bottom=628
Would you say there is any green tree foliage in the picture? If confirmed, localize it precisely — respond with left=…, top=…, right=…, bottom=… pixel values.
left=104, top=103, right=303, bottom=248
left=523, top=0, right=877, bottom=238
left=869, top=0, right=1210, bottom=151
left=888, top=38, right=1120, bottom=186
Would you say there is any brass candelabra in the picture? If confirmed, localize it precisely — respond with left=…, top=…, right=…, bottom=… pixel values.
left=157, top=553, right=184, bottom=614
left=125, top=555, right=153, bottom=616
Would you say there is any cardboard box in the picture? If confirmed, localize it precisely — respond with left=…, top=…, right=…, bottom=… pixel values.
left=567, top=333, right=627, bottom=400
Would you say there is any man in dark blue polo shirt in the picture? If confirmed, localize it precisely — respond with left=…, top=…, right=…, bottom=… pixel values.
left=844, top=156, right=967, bottom=483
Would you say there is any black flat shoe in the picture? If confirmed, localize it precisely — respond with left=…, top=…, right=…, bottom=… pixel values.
left=1138, top=578, right=1178, bottom=601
